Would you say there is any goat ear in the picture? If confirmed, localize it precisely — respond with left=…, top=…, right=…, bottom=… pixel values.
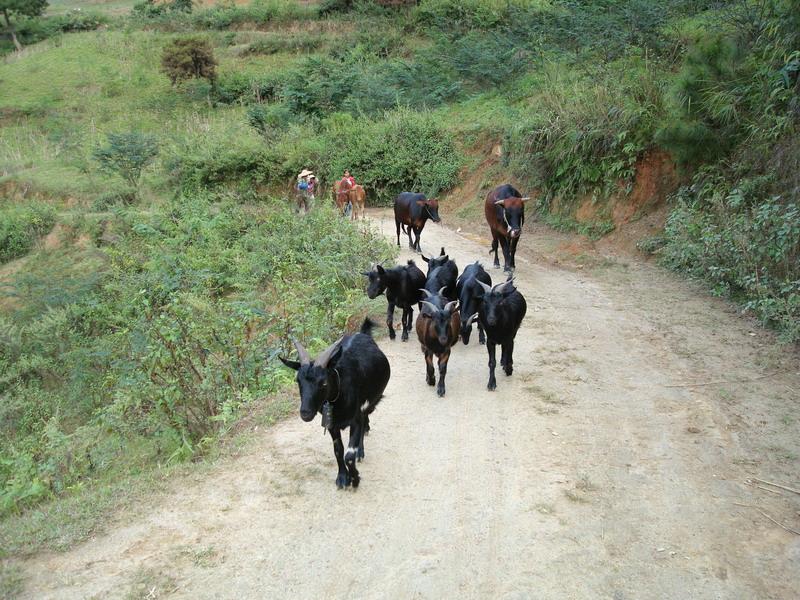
left=376, top=264, right=385, bottom=275
left=421, top=254, right=430, bottom=263
left=279, top=356, right=301, bottom=371
left=439, top=247, right=445, bottom=256
left=362, top=271, right=371, bottom=277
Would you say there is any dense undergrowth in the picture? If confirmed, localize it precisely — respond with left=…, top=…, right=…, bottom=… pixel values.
left=0, top=0, right=798, bottom=532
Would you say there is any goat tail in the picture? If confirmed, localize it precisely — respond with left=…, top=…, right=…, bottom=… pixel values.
left=360, top=318, right=377, bottom=336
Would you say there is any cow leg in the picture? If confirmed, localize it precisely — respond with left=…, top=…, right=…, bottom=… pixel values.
left=413, top=227, right=422, bottom=252
left=330, top=429, right=350, bottom=488
left=425, top=350, right=435, bottom=386
left=386, top=301, right=396, bottom=340
left=487, top=340, right=497, bottom=390
left=510, top=237, right=520, bottom=269
left=401, top=305, right=411, bottom=342
left=344, top=422, right=362, bottom=488
left=491, top=234, right=500, bottom=268
left=436, top=350, right=451, bottom=397
left=406, top=224, right=414, bottom=249
left=501, top=238, right=512, bottom=272
left=478, top=322, right=486, bottom=345
left=396, top=219, right=401, bottom=247
left=503, top=340, right=514, bottom=376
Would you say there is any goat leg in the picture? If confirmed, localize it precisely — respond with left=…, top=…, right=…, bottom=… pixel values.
left=487, top=340, right=497, bottom=391
left=503, top=340, right=514, bottom=376
left=386, top=300, right=396, bottom=340
left=401, top=305, right=411, bottom=342
left=478, top=322, right=486, bottom=345
left=330, top=430, right=350, bottom=489
left=436, top=350, right=450, bottom=397
left=344, top=422, right=361, bottom=489
left=425, top=350, right=435, bottom=386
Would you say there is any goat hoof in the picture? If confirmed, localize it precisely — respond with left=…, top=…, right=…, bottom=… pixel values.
left=357, top=446, right=365, bottom=461
left=487, top=380, right=497, bottom=391
left=504, top=366, right=513, bottom=376
left=426, top=376, right=435, bottom=386
left=388, top=330, right=396, bottom=340
left=336, top=473, right=350, bottom=489
left=437, top=387, right=445, bottom=397
left=401, top=332, right=408, bottom=342
left=351, top=474, right=360, bottom=488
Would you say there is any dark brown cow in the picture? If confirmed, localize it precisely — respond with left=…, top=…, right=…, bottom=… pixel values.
left=394, top=192, right=441, bottom=252
left=484, top=184, right=530, bottom=272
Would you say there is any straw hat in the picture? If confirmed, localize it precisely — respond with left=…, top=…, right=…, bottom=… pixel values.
left=297, top=169, right=313, bottom=179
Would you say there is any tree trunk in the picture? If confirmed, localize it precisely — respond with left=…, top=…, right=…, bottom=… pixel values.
left=2, top=9, right=22, bottom=52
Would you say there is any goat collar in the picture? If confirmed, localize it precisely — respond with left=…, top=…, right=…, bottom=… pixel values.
left=329, top=368, right=341, bottom=403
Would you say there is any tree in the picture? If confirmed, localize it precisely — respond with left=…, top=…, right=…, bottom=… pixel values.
left=160, top=36, right=217, bottom=87
left=92, top=132, right=159, bottom=191
left=1, top=0, right=48, bottom=52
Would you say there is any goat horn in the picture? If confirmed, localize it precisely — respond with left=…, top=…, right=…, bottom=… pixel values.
left=444, top=300, right=459, bottom=313
left=438, top=285, right=448, bottom=296
left=477, top=280, right=492, bottom=294
left=420, top=300, right=440, bottom=315
left=315, top=336, right=344, bottom=369
left=292, top=337, right=311, bottom=366
left=419, top=288, right=434, bottom=298
left=465, top=312, right=479, bottom=327
left=493, top=279, right=515, bottom=294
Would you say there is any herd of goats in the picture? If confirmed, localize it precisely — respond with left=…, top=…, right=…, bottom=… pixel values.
left=279, top=184, right=531, bottom=489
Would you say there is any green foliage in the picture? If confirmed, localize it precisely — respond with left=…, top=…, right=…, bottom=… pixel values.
left=655, top=169, right=799, bottom=341
left=320, top=109, right=461, bottom=204
left=160, top=36, right=218, bottom=86
left=93, top=132, right=159, bottom=189
left=0, top=202, right=56, bottom=263
left=0, top=195, right=393, bottom=516
left=0, top=0, right=48, bottom=19
left=133, top=0, right=193, bottom=18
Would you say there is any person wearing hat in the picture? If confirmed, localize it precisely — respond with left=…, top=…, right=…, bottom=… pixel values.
left=307, top=174, right=316, bottom=204
left=295, top=169, right=314, bottom=213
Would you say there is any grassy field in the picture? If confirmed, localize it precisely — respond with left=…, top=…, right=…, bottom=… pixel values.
left=1, top=0, right=797, bottom=562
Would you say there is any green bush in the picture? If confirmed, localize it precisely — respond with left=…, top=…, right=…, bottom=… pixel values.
left=321, top=109, right=462, bottom=204
left=0, top=195, right=394, bottom=515
left=93, top=132, right=160, bottom=189
left=0, top=202, right=56, bottom=263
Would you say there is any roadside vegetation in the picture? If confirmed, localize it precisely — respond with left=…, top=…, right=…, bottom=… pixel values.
left=0, top=0, right=798, bottom=556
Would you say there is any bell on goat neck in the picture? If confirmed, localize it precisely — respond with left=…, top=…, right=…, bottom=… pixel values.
left=321, top=402, right=333, bottom=431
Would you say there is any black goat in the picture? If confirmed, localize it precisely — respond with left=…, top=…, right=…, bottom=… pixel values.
left=422, top=247, right=458, bottom=301
left=475, top=278, right=527, bottom=391
left=365, top=260, right=426, bottom=341
left=416, top=290, right=460, bottom=397
left=456, top=261, right=492, bottom=345
left=279, top=319, right=390, bottom=489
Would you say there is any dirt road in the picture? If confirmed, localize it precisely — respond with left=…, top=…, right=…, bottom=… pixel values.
left=18, top=211, right=800, bottom=599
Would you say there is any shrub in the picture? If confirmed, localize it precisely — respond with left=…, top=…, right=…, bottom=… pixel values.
left=160, top=36, right=218, bottom=86
left=93, top=132, right=160, bottom=190
left=0, top=202, right=56, bottom=263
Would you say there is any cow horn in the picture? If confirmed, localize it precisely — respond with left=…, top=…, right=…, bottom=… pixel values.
left=421, top=300, right=440, bottom=315
left=292, top=337, right=311, bottom=366
left=520, top=196, right=531, bottom=201
left=315, top=336, right=344, bottom=368
left=420, top=288, right=434, bottom=298
left=494, top=199, right=505, bottom=205
left=444, top=300, right=459, bottom=314
left=477, top=280, right=492, bottom=294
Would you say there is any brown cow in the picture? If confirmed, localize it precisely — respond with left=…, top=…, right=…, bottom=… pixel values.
left=393, top=192, right=441, bottom=251
left=333, top=179, right=366, bottom=220
left=484, top=184, right=530, bottom=272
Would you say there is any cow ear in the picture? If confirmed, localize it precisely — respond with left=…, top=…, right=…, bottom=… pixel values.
left=279, top=356, right=301, bottom=371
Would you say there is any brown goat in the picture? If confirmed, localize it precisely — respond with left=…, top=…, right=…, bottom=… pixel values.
left=415, top=290, right=460, bottom=397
